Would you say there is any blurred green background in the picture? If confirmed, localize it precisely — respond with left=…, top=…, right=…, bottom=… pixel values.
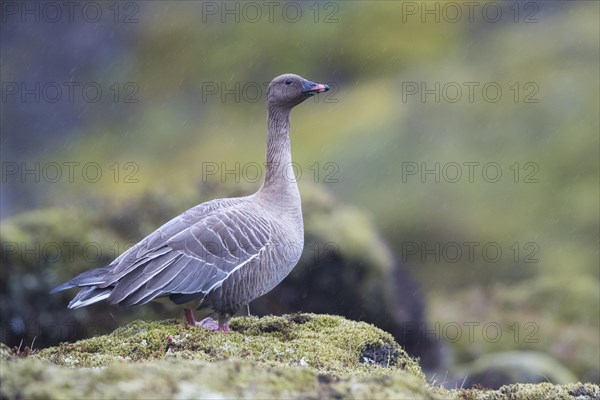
left=1, top=0, right=598, bottom=387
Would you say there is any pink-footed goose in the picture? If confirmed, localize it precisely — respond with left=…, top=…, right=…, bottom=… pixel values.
left=51, top=74, right=330, bottom=332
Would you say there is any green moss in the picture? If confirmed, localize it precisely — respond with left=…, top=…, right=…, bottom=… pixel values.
left=1, top=358, right=436, bottom=400
left=1, top=315, right=598, bottom=399
left=452, top=383, right=600, bottom=400
left=2, top=359, right=598, bottom=400
left=0, top=314, right=435, bottom=399
left=0, top=342, right=12, bottom=361
left=35, top=314, right=423, bottom=378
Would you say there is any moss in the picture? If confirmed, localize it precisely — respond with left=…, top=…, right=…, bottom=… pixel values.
left=2, top=360, right=598, bottom=400
left=0, top=314, right=435, bottom=399
left=1, top=358, right=436, bottom=400
left=33, top=314, right=422, bottom=378
left=1, top=315, right=598, bottom=399
left=0, top=342, right=12, bottom=361
left=452, top=383, right=600, bottom=400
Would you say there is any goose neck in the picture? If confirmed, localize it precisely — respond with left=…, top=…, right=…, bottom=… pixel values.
left=259, top=105, right=299, bottom=196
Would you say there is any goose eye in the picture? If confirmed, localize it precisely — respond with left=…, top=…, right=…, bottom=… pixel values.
left=284, top=79, right=293, bottom=85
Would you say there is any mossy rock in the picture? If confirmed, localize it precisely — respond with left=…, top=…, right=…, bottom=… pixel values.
left=463, top=351, right=578, bottom=389
left=2, top=361, right=598, bottom=400
left=34, top=314, right=422, bottom=377
left=2, top=315, right=598, bottom=399
left=1, top=358, right=436, bottom=399
left=1, top=314, right=435, bottom=399
left=452, top=383, right=600, bottom=400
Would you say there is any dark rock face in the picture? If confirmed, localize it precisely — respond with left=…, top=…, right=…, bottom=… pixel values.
left=568, top=385, right=600, bottom=400
left=360, top=343, right=399, bottom=368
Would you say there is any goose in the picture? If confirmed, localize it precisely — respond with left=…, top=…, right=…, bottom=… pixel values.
left=51, top=74, right=330, bottom=332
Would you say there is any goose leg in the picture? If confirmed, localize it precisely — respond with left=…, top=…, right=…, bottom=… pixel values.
left=217, top=313, right=231, bottom=332
left=184, top=308, right=220, bottom=331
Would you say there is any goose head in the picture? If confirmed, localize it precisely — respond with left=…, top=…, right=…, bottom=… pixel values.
left=267, top=73, right=330, bottom=109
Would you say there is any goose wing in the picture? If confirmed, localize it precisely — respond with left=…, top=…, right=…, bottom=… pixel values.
left=55, top=198, right=273, bottom=308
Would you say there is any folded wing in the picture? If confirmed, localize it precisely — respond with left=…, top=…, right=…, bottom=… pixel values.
left=52, top=198, right=273, bottom=309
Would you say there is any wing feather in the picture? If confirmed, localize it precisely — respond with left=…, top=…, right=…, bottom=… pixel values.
left=53, top=196, right=274, bottom=309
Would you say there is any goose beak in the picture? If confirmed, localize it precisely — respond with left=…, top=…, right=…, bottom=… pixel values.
left=302, top=80, right=330, bottom=95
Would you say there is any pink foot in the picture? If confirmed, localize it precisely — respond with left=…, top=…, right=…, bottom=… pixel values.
left=184, top=309, right=230, bottom=332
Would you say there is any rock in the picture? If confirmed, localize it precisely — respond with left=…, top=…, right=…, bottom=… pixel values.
left=463, top=351, right=578, bottom=389
left=455, top=383, right=600, bottom=400
left=35, top=314, right=423, bottom=377
left=1, top=315, right=598, bottom=399
left=0, top=314, right=431, bottom=399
